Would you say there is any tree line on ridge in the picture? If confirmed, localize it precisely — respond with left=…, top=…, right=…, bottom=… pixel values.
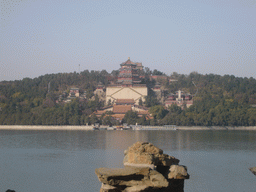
left=0, top=69, right=255, bottom=126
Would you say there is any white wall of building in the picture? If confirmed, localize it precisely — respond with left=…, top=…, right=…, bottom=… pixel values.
left=106, top=86, right=148, bottom=105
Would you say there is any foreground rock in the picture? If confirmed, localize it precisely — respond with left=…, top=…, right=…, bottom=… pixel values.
left=123, top=142, right=179, bottom=166
left=95, top=142, right=189, bottom=192
left=249, top=167, right=256, bottom=176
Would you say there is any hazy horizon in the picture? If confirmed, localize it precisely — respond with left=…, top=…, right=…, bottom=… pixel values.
left=1, top=0, right=255, bottom=81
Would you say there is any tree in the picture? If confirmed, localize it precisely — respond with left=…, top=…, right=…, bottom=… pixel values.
left=1, top=69, right=256, bottom=126
left=139, top=98, right=143, bottom=106
left=137, top=115, right=148, bottom=125
left=90, top=114, right=99, bottom=125
left=107, top=99, right=112, bottom=106
left=144, top=96, right=159, bottom=107
left=80, top=114, right=90, bottom=125
left=152, top=69, right=164, bottom=76
left=144, top=67, right=152, bottom=76
left=102, top=115, right=114, bottom=126
left=123, top=110, right=138, bottom=125
left=168, top=104, right=182, bottom=114
left=111, top=70, right=119, bottom=77
left=149, top=105, right=168, bottom=120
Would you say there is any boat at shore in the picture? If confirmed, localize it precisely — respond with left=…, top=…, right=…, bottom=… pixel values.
left=115, top=125, right=132, bottom=130
left=93, top=125, right=177, bottom=131
left=92, top=126, right=99, bottom=130
left=122, top=125, right=132, bottom=130
left=115, top=125, right=123, bottom=130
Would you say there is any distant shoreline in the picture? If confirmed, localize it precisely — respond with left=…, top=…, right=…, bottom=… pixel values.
left=0, top=125, right=256, bottom=131
left=0, top=125, right=94, bottom=131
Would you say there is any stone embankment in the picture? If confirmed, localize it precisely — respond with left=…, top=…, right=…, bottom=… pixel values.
left=95, top=142, right=189, bottom=192
left=0, top=125, right=94, bottom=130
left=1, top=125, right=256, bottom=131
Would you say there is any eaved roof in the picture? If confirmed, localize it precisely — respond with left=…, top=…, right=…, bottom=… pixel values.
left=137, top=111, right=149, bottom=115
left=113, top=105, right=132, bottom=114
left=134, top=105, right=149, bottom=110
left=111, top=114, right=126, bottom=119
left=94, top=110, right=106, bottom=115
left=121, top=57, right=136, bottom=66
left=136, top=62, right=142, bottom=67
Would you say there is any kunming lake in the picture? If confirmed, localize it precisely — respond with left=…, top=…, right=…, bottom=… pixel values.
left=1, top=129, right=256, bottom=192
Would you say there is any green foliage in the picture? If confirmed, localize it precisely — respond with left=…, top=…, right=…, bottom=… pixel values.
left=102, top=115, right=116, bottom=126
left=152, top=69, right=164, bottom=75
left=123, top=110, right=138, bottom=125
left=144, top=89, right=159, bottom=107
left=90, top=114, right=99, bottom=125
left=139, top=98, right=143, bottom=106
left=149, top=105, right=168, bottom=120
left=0, top=69, right=108, bottom=125
left=160, top=72, right=256, bottom=126
left=137, top=115, right=149, bottom=125
left=107, top=99, right=112, bottom=106
left=0, top=69, right=256, bottom=126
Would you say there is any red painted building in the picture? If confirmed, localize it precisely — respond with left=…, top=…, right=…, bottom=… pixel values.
left=165, top=90, right=193, bottom=108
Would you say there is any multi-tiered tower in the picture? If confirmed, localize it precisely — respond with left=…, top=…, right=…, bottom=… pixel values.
left=106, top=58, right=147, bottom=105
left=117, top=57, right=141, bottom=85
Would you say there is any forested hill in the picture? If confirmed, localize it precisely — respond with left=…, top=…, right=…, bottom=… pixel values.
left=0, top=70, right=256, bottom=126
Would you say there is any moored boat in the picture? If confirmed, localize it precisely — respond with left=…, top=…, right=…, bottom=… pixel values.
left=122, top=125, right=132, bottom=130
left=115, top=125, right=123, bottom=130
left=93, top=126, right=99, bottom=130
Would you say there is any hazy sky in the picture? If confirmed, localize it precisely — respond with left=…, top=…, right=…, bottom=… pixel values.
left=1, top=0, right=255, bottom=81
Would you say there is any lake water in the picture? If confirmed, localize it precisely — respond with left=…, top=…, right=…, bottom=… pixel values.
left=0, top=129, right=255, bottom=192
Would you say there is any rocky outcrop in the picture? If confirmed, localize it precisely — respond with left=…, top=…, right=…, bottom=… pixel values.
left=168, top=165, right=189, bottom=179
left=249, top=167, right=256, bottom=176
left=123, top=142, right=179, bottom=167
left=95, top=142, right=189, bottom=192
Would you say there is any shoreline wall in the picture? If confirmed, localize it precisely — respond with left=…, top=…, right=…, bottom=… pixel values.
left=0, top=125, right=256, bottom=131
left=0, top=125, right=94, bottom=130
left=138, top=126, right=256, bottom=130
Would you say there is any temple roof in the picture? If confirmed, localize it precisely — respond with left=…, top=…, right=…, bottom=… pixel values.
left=121, top=57, right=136, bottom=66
left=111, top=114, right=126, bottom=119
left=113, top=105, right=132, bottom=114
left=137, top=111, right=149, bottom=115
left=136, top=62, right=142, bottom=67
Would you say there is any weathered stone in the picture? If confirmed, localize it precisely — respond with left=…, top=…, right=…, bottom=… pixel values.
left=95, top=167, right=148, bottom=186
left=149, top=170, right=169, bottom=188
left=124, top=163, right=156, bottom=170
left=168, top=165, right=189, bottom=179
left=249, top=167, right=256, bottom=176
left=124, top=142, right=163, bottom=155
left=100, top=183, right=120, bottom=192
left=95, top=142, right=189, bottom=192
left=123, top=142, right=179, bottom=166
left=95, top=166, right=169, bottom=189
left=124, top=185, right=149, bottom=192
